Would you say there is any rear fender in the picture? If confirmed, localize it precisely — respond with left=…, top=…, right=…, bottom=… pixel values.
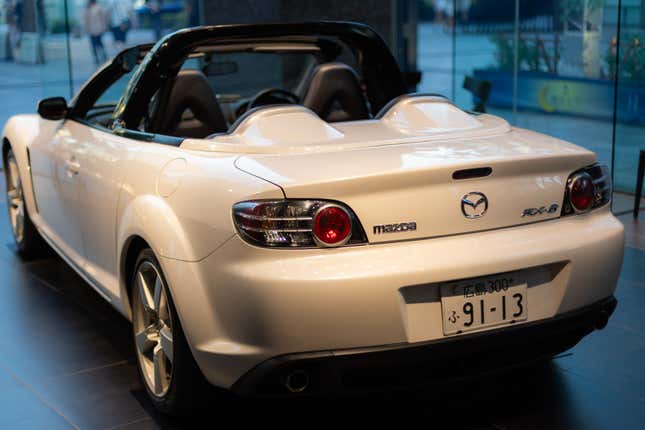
left=116, top=195, right=196, bottom=318
left=115, top=154, right=284, bottom=319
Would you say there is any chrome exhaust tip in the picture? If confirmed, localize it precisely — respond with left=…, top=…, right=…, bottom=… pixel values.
left=285, top=369, right=309, bottom=393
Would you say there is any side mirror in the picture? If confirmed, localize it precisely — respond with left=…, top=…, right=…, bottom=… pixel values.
left=37, top=97, right=68, bottom=121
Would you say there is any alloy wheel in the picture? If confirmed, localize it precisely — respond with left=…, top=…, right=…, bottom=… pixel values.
left=132, top=260, right=174, bottom=397
left=5, top=153, right=24, bottom=244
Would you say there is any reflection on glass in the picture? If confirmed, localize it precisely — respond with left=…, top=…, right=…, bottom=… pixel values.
left=417, top=0, right=643, bottom=208
left=0, top=0, right=71, bottom=127
left=0, top=0, right=642, bottom=209
left=417, top=0, right=455, bottom=98
left=614, top=16, right=645, bottom=206
left=70, top=0, right=190, bottom=91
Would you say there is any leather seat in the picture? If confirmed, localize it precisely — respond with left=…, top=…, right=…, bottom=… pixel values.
left=302, top=62, right=369, bottom=122
left=153, top=69, right=228, bottom=138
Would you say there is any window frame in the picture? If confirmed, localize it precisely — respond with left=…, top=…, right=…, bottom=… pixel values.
left=67, top=44, right=183, bottom=146
left=68, top=45, right=152, bottom=122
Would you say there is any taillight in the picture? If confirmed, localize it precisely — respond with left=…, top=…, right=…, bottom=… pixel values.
left=233, top=200, right=367, bottom=248
left=562, top=164, right=611, bottom=216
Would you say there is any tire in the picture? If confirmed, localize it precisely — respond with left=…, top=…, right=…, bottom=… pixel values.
left=3, top=148, right=48, bottom=258
left=130, top=248, right=214, bottom=415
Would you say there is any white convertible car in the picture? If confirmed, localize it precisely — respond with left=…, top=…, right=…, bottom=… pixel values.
left=2, top=22, right=624, bottom=414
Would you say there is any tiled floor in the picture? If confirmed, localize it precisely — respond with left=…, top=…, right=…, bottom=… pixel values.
left=0, top=173, right=643, bottom=428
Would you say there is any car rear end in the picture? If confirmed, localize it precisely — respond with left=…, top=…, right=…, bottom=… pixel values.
left=169, top=113, right=624, bottom=396
left=196, top=206, right=621, bottom=396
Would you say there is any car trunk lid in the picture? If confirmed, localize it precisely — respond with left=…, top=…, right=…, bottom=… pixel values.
left=235, top=128, right=596, bottom=243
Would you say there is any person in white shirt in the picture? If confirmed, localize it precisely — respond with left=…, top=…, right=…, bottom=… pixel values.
left=107, top=0, right=134, bottom=50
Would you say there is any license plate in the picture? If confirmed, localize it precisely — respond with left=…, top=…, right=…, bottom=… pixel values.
left=441, top=274, right=528, bottom=335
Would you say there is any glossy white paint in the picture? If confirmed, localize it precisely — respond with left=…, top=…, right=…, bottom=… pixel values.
left=2, top=113, right=283, bottom=315
left=2, top=96, right=624, bottom=390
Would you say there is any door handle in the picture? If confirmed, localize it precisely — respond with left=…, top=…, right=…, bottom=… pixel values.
left=65, top=158, right=80, bottom=176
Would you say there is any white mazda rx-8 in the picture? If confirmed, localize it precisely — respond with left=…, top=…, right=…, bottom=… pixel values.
left=2, top=22, right=624, bottom=414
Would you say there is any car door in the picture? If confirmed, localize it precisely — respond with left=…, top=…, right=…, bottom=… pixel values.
left=66, top=120, right=141, bottom=297
left=29, top=123, right=86, bottom=266
left=64, top=56, right=144, bottom=297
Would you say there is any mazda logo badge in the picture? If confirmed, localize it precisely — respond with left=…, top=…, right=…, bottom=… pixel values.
left=461, top=192, right=488, bottom=219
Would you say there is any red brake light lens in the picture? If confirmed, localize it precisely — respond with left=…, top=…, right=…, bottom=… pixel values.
left=569, top=172, right=595, bottom=212
left=313, top=205, right=352, bottom=246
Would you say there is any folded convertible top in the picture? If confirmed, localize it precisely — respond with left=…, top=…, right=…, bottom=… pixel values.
left=181, top=95, right=512, bottom=154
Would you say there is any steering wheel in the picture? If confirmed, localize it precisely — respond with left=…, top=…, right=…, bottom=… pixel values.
left=247, top=88, right=300, bottom=111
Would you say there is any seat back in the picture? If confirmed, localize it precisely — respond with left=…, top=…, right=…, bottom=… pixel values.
left=302, top=62, right=369, bottom=122
left=154, top=69, right=228, bottom=138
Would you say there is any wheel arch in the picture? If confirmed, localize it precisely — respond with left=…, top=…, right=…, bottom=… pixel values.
left=2, top=115, right=53, bottom=216
left=2, top=137, right=11, bottom=191
left=114, top=196, right=225, bottom=376
left=2, top=137, right=10, bottom=163
left=118, top=230, right=211, bottom=382
left=115, top=193, right=209, bottom=320
left=2, top=136, right=37, bottom=213
left=120, top=234, right=151, bottom=319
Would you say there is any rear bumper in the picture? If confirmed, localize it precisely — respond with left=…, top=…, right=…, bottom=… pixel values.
left=231, top=296, right=617, bottom=397
left=158, top=208, right=624, bottom=389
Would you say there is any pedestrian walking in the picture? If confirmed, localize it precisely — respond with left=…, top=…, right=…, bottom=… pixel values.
left=108, top=0, right=134, bottom=51
left=6, top=0, right=22, bottom=60
left=83, top=0, right=108, bottom=65
left=147, top=0, right=162, bottom=41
